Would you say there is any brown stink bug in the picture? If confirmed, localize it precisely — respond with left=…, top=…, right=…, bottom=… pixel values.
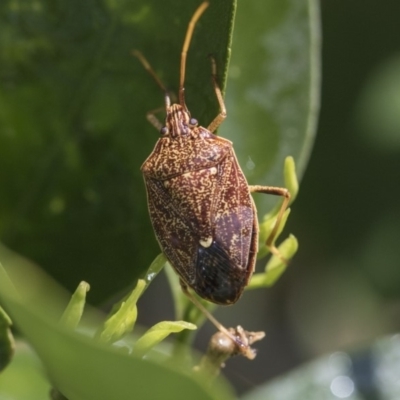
left=134, top=2, right=291, bottom=354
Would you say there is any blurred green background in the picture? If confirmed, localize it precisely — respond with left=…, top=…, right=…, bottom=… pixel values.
left=233, top=0, right=400, bottom=394
left=1, top=0, right=400, bottom=398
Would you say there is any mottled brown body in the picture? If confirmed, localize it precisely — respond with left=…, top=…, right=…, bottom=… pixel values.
left=135, top=1, right=290, bottom=310
left=141, top=105, right=258, bottom=304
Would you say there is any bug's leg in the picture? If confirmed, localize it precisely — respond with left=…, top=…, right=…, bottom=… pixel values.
left=206, top=56, right=227, bottom=134
left=179, top=280, right=253, bottom=356
left=249, top=185, right=291, bottom=262
left=146, top=91, right=175, bottom=131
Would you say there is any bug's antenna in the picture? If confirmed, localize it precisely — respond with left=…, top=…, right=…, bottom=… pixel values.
left=179, top=1, right=209, bottom=107
left=132, top=50, right=168, bottom=93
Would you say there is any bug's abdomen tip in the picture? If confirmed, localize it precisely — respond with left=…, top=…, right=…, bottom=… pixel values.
left=195, top=240, right=248, bottom=305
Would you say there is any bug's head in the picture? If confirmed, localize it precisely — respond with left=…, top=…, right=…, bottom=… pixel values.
left=162, top=103, right=199, bottom=138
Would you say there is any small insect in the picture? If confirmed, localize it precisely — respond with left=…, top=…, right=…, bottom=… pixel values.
left=134, top=2, right=291, bottom=354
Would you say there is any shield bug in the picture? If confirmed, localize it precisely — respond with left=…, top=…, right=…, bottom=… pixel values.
left=134, top=2, right=291, bottom=355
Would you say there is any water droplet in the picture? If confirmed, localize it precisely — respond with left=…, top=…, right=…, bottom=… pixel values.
left=246, top=157, right=255, bottom=171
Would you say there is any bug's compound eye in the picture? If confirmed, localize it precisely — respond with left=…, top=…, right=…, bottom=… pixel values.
left=189, top=118, right=198, bottom=127
left=160, top=126, right=169, bottom=136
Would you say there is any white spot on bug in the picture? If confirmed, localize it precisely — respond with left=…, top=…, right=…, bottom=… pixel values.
left=199, top=237, right=213, bottom=248
left=164, top=181, right=170, bottom=188
left=209, top=167, right=217, bottom=175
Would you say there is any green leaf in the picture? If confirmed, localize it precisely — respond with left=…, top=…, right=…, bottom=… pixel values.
left=98, top=279, right=146, bottom=344
left=133, top=320, right=197, bottom=358
left=249, top=235, right=299, bottom=289
left=0, top=263, right=234, bottom=400
left=263, top=235, right=299, bottom=286
left=0, top=305, right=15, bottom=373
left=0, top=340, right=50, bottom=399
left=284, top=156, right=300, bottom=204
left=140, top=252, right=168, bottom=288
left=258, top=207, right=291, bottom=260
left=59, top=281, right=90, bottom=330
left=164, top=261, right=212, bottom=337
left=164, top=260, right=188, bottom=321
left=164, top=263, right=210, bottom=352
left=256, top=156, right=299, bottom=264
left=224, top=0, right=320, bottom=215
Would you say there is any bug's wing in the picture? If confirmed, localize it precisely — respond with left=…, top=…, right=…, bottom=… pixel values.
left=213, top=154, right=255, bottom=273
left=193, top=154, right=257, bottom=304
left=144, top=176, right=204, bottom=285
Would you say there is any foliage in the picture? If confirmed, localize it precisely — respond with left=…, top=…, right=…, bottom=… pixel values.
left=0, top=0, right=320, bottom=398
